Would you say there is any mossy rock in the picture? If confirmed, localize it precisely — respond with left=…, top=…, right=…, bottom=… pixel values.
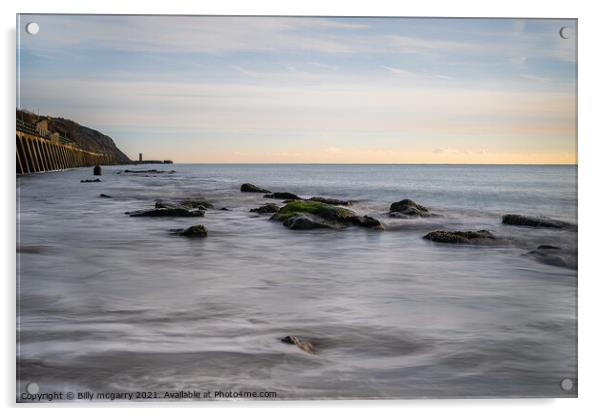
left=423, top=229, right=494, bottom=244
left=272, top=200, right=356, bottom=222
left=272, top=200, right=383, bottom=230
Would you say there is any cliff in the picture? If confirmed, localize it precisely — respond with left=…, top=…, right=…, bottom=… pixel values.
left=16, top=109, right=131, bottom=164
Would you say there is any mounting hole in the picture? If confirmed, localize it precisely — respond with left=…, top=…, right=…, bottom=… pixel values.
left=25, top=22, right=39, bottom=35
left=560, top=378, right=574, bottom=392
left=559, top=26, right=571, bottom=40
left=26, top=382, right=39, bottom=394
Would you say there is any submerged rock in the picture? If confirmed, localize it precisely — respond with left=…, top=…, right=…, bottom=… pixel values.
left=424, top=229, right=495, bottom=244
left=264, top=192, right=302, bottom=200
left=502, top=214, right=573, bottom=229
left=308, top=196, right=352, bottom=206
left=527, top=245, right=576, bottom=269
left=281, top=335, right=315, bottom=354
left=126, top=208, right=205, bottom=217
left=271, top=200, right=383, bottom=230
left=389, top=199, right=430, bottom=217
left=250, top=203, right=280, bottom=214
left=80, top=179, right=101, bottom=183
left=122, top=169, right=175, bottom=174
left=174, top=224, right=208, bottom=238
left=240, top=183, right=271, bottom=193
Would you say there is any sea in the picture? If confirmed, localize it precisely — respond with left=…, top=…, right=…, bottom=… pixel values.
left=16, top=164, right=577, bottom=400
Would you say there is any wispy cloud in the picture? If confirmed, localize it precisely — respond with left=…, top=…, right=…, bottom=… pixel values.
left=381, top=66, right=416, bottom=77
left=521, top=74, right=552, bottom=83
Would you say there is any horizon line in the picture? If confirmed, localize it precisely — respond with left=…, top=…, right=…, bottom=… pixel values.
left=150, top=162, right=578, bottom=166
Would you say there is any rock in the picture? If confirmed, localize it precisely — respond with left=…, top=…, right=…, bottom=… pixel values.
left=154, top=200, right=178, bottom=209
left=271, top=200, right=383, bottom=230
left=240, top=183, right=271, bottom=193
left=389, top=199, right=429, bottom=217
left=99, top=193, right=112, bottom=198
left=175, top=224, right=208, bottom=238
left=126, top=208, right=205, bottom=217
left=350, top=215, right=385, bottom=230
left=527, top=245, right=576, bottom=269
left=282, top=214, right=333, bottom=230
left=424, top=229, right=495, bottom=244
left=219, top=207, right=230, bottom=211
left=80, top=179, right=101, bottom=183
left=281, top=335, right=315, bottom=354
left=123, top=169, right=174, bottom=174
left=179, top=199, right=213, bottom=210
left=308, top=196, right=352, bottom=206
left=264, top=192, right=302, bottom=200
left=502, top=214, right=572, bottom=229
left=250, top=203, right=280, bottom=214
left=93, top=165, right=102, bottom=176
left=155, top=199, right=213, bottom=210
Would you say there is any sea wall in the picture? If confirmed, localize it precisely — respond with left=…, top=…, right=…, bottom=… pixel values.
left=16, top=132, right=115, bottom=174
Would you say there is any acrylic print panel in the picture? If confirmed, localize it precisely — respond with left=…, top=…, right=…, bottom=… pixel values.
left=16, top=15, right=577, bottom=402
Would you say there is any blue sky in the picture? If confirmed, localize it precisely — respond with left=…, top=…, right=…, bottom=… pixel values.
left=17, top=15, right=576, bottom=163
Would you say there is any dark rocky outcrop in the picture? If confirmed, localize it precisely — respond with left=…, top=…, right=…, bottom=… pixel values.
left=99, top=193, right=112, bottom=198
left=81, top=179, right=101, bottom=183
left=281, top=335, right=315, bottom=354
left=271, top=200, right=383, bottom=230
left=250, top=203, right=280, bottom=214
left=308, top=196, right=352, bottom=206
left=502, top=214, right=573, bottom=229
left=240, top=183, right=271, bottom=193
left=174, top=224, right=208, bottom=238
left=126, top=208, right=204, bottom=217
left=424, top=229, right=495, bottom=244
left=17, top=109, right=131, bottom=164
left=264, top=192, right=302, bottom=200
left=389, top=199, right=430, bottom=217
left=527, top=245, right=576, bottom=269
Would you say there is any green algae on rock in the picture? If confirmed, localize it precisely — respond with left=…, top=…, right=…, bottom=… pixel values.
left=271, top=200, right=383, bottom=230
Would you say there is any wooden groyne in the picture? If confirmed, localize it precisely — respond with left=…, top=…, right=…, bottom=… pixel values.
left=16, top=119, right=115, bottom=174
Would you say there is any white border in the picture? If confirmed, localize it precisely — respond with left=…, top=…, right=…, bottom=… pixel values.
left=3, top=1, right=601, bottom=415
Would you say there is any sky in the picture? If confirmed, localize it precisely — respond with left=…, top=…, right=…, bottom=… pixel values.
left=17, top=15, right=577, bottom=164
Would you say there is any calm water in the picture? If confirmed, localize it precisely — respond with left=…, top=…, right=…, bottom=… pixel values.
left=17, top=164, right=577, bottom=400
